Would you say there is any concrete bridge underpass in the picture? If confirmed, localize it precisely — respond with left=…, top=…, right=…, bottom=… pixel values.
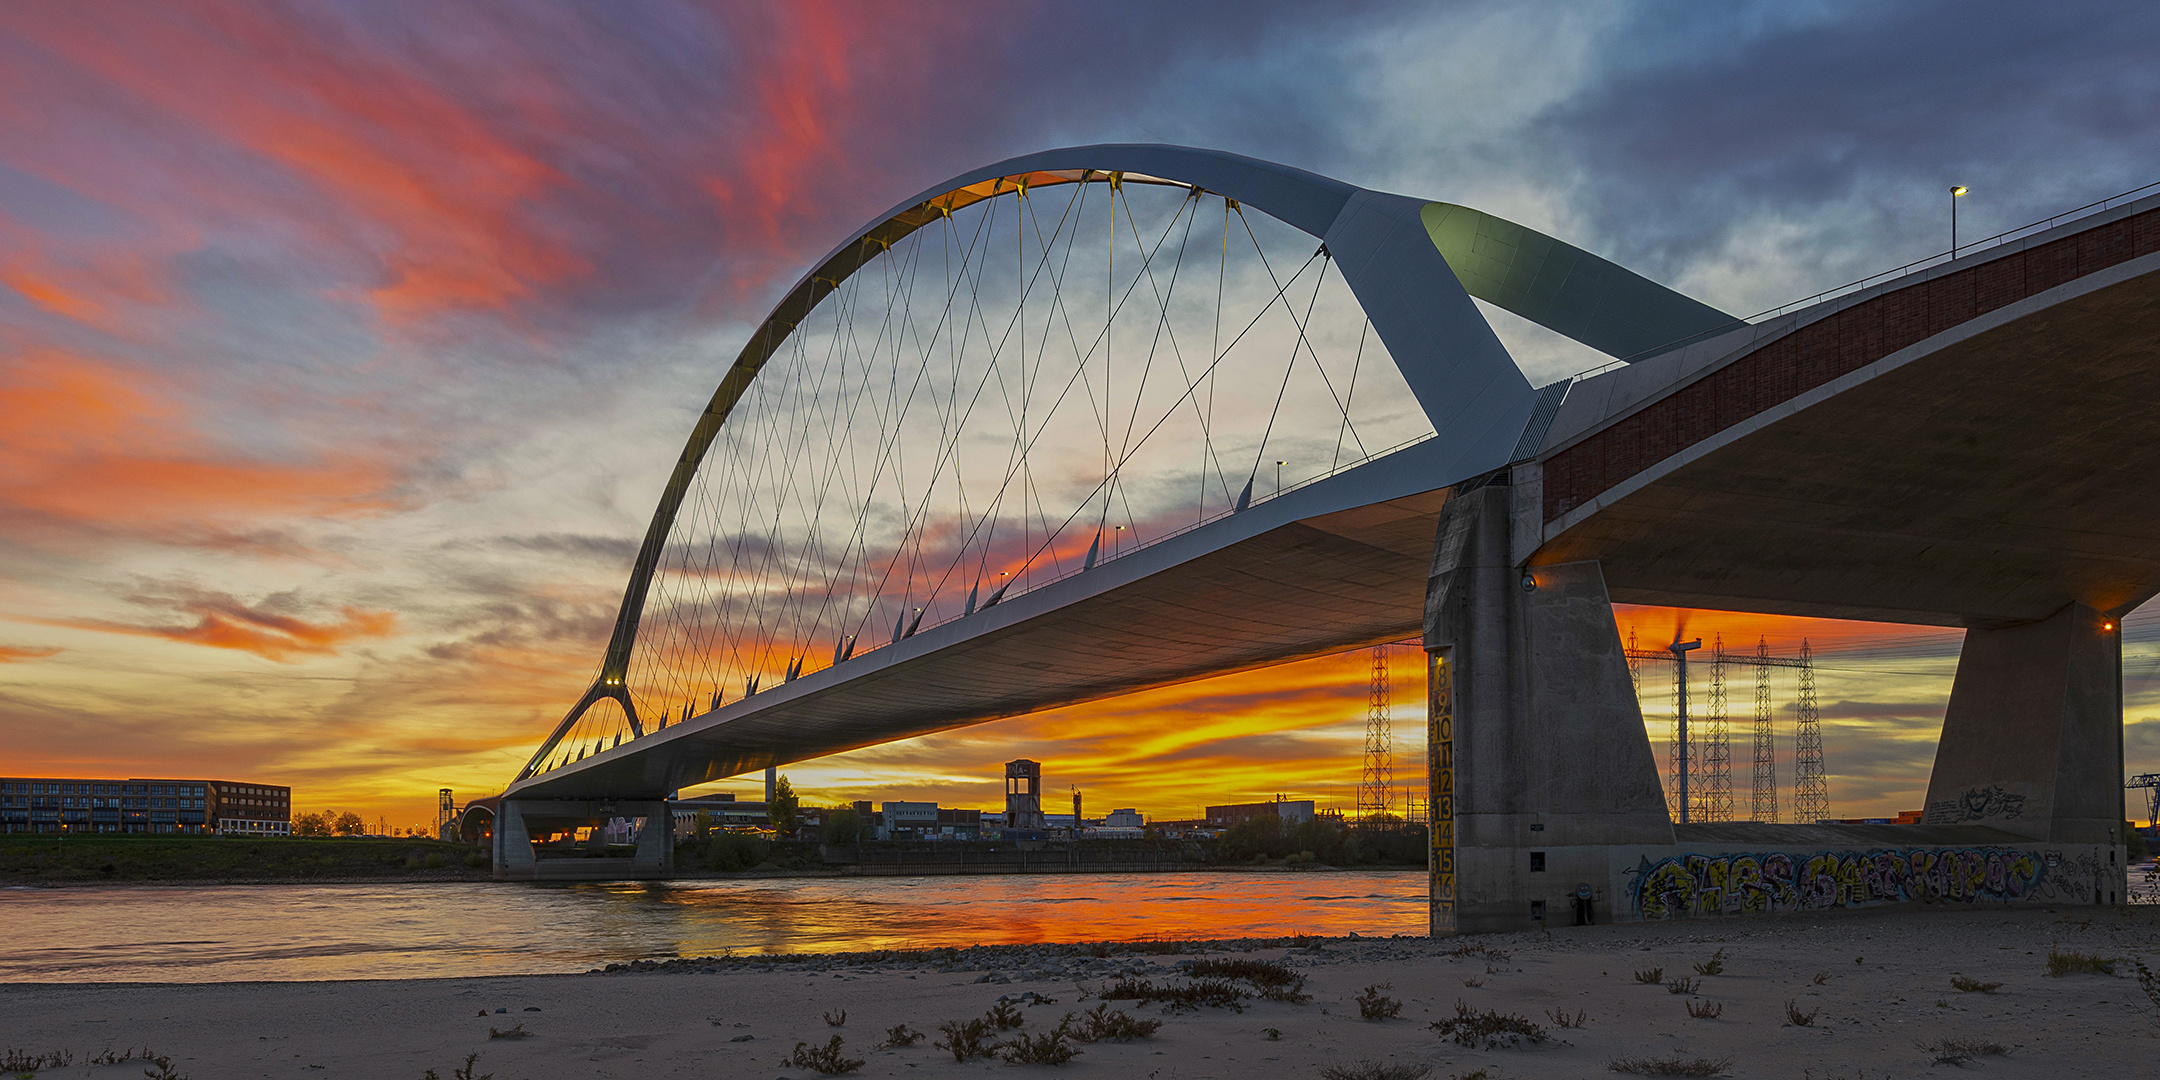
left=494, top=145, right=2159, bottom=931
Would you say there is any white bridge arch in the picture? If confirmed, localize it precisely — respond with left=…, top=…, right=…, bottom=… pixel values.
left=510, top=143, right=1735, bottom=800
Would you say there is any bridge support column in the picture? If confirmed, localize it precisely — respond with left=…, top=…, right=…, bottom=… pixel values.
left=1424, top=475, right=1673, bottom=934
left=492, top=799, right=674, bottom=881
left=1924, top=603, right=2129, bottom=902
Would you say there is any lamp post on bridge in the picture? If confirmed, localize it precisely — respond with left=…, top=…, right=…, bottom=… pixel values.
left=1951, top=185, right=1968, bottom=259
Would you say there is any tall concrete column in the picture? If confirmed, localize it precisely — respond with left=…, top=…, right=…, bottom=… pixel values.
left=493, top=800, right=535, bottom=881
left=1425, top=475, right=1673, bottom=933
left=1925, top=604, right=2128, bottom=855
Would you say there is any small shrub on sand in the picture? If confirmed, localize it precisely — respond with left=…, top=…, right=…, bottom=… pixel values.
left=2137, top=958, right=2160, bottom=1014
left=1633, top=967, right=1665, bottom=984
left=823, top=1008, right=847, bottom=1027
left=1355, top=983, right=1404, bottom=1020
left=419, top=1053, right=490, bottom=1080
left=1446, top=943, right=1510, bottom=962
left=1183, top=957, right=1309, bottom=1001
left=1460, top=975, right=1484, bottom=988
left=1811, top=971, right=1831, bottom=985
left=1607, top=1055, right=1731, bottom=1076
left=1072, top=1003, right=1160, bottom=1042
left=1686, top=999, right=1722, bottom=1019
left=935, top=1018, right=994, bottom=1061
left=1429, top=1000, right=1548, bottom=1049
left=1318, top=1063, right=1435, bottom=1080
left=486, top=1023, right=530, bottom=1040
left=1547, top=1007, right=1587, bottom=1028
left=987, top=1001, right=1025, bottom=1030
left=1949, top=975, right=2002, bottom=993
left=1665, top=977, right=1698, bottom=995
left=1095, top=977, right=1251, bottom=1013
left=1692, top=948, right=1727, bottom=976
left=1917, top=1037, right=2007, bottom=1064
left=2045, top=948, right=2116, bottom=976
left=1, top=1049, right=74, bottom=1071
left=996, top=1016, right=1078, bottom=1065
left=1784, top=1000, right=1819, bottom=1027
left=789, top=1035, right=865, bottom=1075
left=875, top=1023, right=924, bottom=1049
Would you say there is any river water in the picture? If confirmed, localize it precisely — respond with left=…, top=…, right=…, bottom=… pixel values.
left=0, top=870, right=1427, bottom=983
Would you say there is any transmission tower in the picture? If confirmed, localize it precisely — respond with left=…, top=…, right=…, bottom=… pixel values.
left=1700, top=636, right=1730, bottom=823
left=1627, top=627, right=1640, bottom=700
left=1792, top=639, right=1827, bottom=823
left=1358, top=643, right=1393, bottom=823
left=1750, top=637, right=1779, bottom=822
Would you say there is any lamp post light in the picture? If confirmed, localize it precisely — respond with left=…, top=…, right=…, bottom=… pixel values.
left=1275, top=460, right=1285, bottom=496
left=1669, top=637, right=1703, bottom=824
left=1950, top=186, right=1968, bottom=259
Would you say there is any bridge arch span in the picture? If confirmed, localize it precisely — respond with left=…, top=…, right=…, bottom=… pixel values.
left=516, top=144, right=1733, bottom=793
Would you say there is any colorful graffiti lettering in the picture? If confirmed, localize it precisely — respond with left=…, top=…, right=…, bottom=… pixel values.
left=1628, top=847, right=2048, bottom=919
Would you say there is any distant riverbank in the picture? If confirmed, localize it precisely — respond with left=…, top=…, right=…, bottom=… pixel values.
left=0, top=835, right=492, bottom=886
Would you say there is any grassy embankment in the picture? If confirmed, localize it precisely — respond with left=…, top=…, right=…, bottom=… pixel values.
left=0, top=835, right=490, bottom=884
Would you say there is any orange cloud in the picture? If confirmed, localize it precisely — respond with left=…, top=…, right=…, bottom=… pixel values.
left=0, top=644, right=62, bottom=663
left=0, top=349, right=397, bottom=541
left=45, top=588, right=397, bottom=662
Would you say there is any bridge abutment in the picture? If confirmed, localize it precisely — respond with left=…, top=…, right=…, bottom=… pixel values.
left=492, top=799, right=673, bottom=881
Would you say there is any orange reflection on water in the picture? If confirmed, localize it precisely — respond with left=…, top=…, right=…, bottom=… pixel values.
left=0, top=872, right=1428, bottom=983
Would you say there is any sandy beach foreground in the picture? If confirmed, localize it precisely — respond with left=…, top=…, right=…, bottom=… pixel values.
left=6, top=905, right=2157, bottom=1079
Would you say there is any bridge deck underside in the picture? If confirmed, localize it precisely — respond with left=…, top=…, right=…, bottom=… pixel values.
left=1535, top=260, right=2160, bottom=626
left=510, top=490, right=1446, bottom=800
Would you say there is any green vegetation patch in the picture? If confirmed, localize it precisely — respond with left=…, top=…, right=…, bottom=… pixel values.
left=0, top=835, right=487, bottom=884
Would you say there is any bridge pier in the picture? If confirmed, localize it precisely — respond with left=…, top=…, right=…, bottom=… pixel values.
left=492, top=799, right=673, bottom=881
left=1923, top=604, right=2130, bottom=901
left=1424, top=474, right=1673, bottom=934
left=1423, top=472, right=2127, bottom=933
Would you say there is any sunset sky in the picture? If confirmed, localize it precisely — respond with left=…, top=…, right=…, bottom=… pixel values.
left=4, top=2, right=2159, bottom=830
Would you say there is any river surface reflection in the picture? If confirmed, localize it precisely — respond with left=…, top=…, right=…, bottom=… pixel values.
left=0, top=870, right=1426, bottom=983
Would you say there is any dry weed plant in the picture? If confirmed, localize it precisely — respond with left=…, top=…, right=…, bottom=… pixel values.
left=1183, top=957, right=1309, bottom=1001
left=1949, top=975, right=2002, bottom=993
left=1428, top=1000, right=1548, bottom=1049
left=1633, top=967, right=1665, bottom=984
left=1686, top=999, right=1723, bottom=1019
left=1546, top=1007, right=1588, bottom=1028
left=2045, top=948, right=2116, bottom=976
left=1665, top=976, right=1698, bottom=995
left=485, top=1023, right=530, bottom=1040
left=1606, top=1054, right=1732, bottom=1076
left=1811, top=971, right=1831, bottom=985
left=1917, top=1037, right=2007, bottom=1065
left=1094, top=976, right=1251, bottom=1012
left=1460, top=975, right=1485, bottom=988
left=789, top=1035, right=865, bottom=1075
left=1355, top=983, right=1404, bottom=1020
left=935, top=1018, right=994, bottom=1061
left=1317, top=1062, right=1435, bottom=1080
left=875, top=1023, right=924, bottom=1049
left=1691, top=948, right=1727, bottom=976
left=996, top=1016, right=1079, bottom=1065
left=1784, top=1000, right=1820, bottom=1027
left=823, top=1008, right=847, bottom=1027
left=1072, top=1003, right=1161, bottom=1042
left=987, top=1001, right=1025, bottom=1030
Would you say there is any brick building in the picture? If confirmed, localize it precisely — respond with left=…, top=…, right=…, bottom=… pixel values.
left=0, top=776, right=291, bottom=835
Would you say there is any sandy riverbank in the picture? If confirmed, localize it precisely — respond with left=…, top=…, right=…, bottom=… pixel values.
left=5, top=905, right=2157, bottom=1079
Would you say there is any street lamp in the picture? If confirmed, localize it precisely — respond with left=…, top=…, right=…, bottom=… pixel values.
left=1950, top=186, right=1969, bottom=258
left=1669, top=638, right=1703, bottom=824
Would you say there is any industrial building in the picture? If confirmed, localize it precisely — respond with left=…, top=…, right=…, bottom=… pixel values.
left=0, top=776, right=291, bottom=835
left=1206, top=799, right=1317, bottom=829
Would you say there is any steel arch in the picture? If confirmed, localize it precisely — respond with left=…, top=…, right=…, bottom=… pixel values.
left=517, top=143, right=1734, bottom=782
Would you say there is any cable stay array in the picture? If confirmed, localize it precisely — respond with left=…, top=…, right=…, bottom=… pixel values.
left=532, top=174, right=1432, bottom=774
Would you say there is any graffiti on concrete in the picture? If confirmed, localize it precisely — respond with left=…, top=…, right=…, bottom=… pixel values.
left=1925, top=784, right=2027, bottom=825
left=1626, top=847, right=2068, bottom=919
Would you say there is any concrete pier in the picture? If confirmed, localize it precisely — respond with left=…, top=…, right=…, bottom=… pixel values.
left=493, top=799, right=672, bottom=881
left=1423, top=471, right=2130, bottom=933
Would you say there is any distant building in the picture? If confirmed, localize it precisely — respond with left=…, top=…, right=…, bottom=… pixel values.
left=1105, top=808, right=1143, bottom=828
left=936, top=807, right=982, bottom=838
left=1005, top=760, right=1046, bottom=830
left=882, top=801, right=938, bottom=839
left=670, top=793, right=770, bottom=837
left=0, top=776, right=290, bottom=835
left=1206, top=799, right=1315, bottom=828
